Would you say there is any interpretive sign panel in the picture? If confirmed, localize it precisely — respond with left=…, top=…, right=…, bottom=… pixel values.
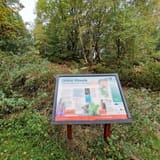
left=52, top=74, right=131, bottom=124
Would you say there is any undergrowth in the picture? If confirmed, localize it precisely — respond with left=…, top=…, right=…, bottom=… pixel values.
left=0, top=54, right=160, bottom=159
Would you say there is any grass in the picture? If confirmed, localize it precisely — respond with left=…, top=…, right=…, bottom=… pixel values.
left=0, top=111, right=70, bottom=160
left=0, top=53, right=160, bottom=159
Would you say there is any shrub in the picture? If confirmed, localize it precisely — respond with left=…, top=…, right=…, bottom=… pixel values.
left=134, top=62, right=160, bottom=91
left=93, top=60, right=160, bottom=91
left=0, top=90, right=30, bottom=116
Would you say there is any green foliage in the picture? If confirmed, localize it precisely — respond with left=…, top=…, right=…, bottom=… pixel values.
left=34, top=0, right=160, bottom=64
left=134, top=61, right=160, bottom=90
left=150, top=52, right=160, bottom=62
left=0, top=111, right=69, bottom=160
left=0, top=53, right=160, bottom=159
left=0, top=53, right=72, bottom=115
left=0, top=54, right=55, bottom=94
left=0, top=1, right=160, bottom=159
left=0, top=90, right=30, bottom=116
left=125, top=88, right=160, bottom=159
left=0, top=0, right=32, bottom=54
left=93, top=55, right=160, bottom=91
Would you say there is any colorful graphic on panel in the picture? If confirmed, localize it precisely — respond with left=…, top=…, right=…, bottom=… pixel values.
left=54, top=75, right=129, bottom=122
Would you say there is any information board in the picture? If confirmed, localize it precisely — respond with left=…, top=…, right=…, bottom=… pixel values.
left=52, top=74, right=131, bottom=124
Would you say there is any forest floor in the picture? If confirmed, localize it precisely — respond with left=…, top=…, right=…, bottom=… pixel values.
left=0, top=53, right=160, bottom=160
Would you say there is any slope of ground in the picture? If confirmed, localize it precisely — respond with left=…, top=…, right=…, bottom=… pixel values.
left=0, top=53, right=160, bottom=160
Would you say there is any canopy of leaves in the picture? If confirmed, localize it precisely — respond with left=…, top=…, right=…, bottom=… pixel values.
left=34, top=0, right=160, bottom=64
left=0, top=0, right=31, bottom=54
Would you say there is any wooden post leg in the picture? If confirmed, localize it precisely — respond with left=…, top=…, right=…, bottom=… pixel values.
left=104, top=124, right=111, bottom=140
left=67, top=125, right=72, bottom=140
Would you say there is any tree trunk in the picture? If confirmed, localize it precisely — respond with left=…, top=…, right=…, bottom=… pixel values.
left=116, top=38, right=121, bottom=58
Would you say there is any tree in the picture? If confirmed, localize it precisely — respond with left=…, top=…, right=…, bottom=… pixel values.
left=34, top=0, right=160, bottom=64
left=0, top=0, right=30, bottom=54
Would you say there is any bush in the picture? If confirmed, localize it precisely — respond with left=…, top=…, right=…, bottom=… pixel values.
left=0, top=54, right=57, bottom=94
left=93, top=60, right=160, bottom=91
left=150, top=52, right=160, bottom=62
left=0, top=90, right=30, bottom=116
left=134, top=62, right=160, bottom=91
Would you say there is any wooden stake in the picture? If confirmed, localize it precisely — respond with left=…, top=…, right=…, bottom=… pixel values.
left=104, top=124, right=111, bottom=140
left=67, top=125, right=72, bottom=140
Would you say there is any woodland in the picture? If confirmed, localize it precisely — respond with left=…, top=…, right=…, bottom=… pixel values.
left=0, top=0, right=160, bottom=159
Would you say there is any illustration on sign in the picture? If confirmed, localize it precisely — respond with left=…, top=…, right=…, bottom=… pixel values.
left=52, top=74, right=131, bottom=123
